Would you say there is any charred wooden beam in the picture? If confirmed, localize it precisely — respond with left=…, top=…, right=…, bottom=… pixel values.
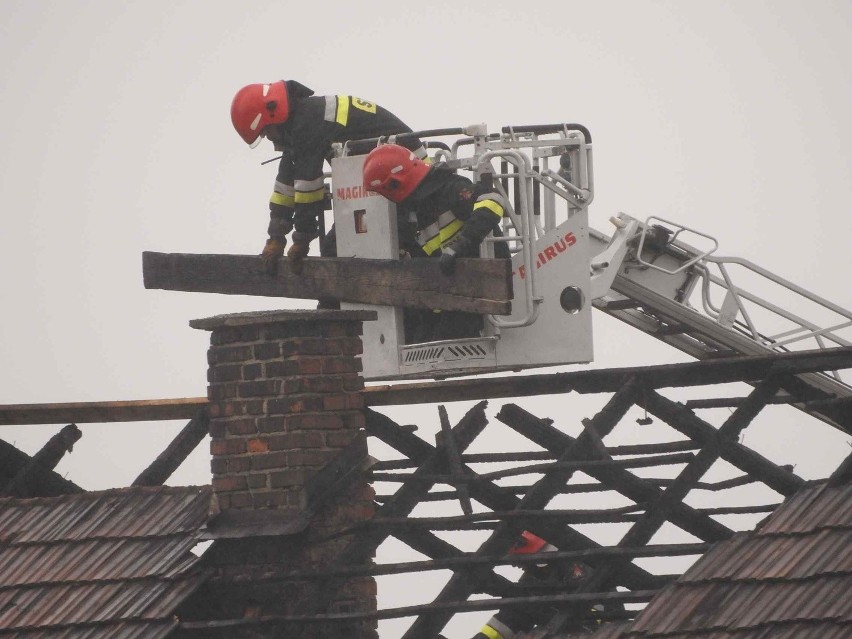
left=0, top=397, right=206, bottom=425
left=142, top=251, right=513, bottom=314
left=132, top=411, right=209, bottom=486
left=245, top=542, right=707, bottom=581
left=496, top=403, right=733, bottom=542
left=3, top=424, right=82, bottom=497
left=363, top=345, right=852, bottom=410
left=436, top=405, right=472, bottom=515
left=370, top=452, right=695, bottom=483
left=371, top=440, right=699, bottom=471
left=0, top=438, right=82, bottom=496
left=178, top=589, right=658, bottom=629
left=365, top=407, right=665, bottom=593
left=640, top=390, right=806, bottom=496
left=401, top=379, right=643, bottom=639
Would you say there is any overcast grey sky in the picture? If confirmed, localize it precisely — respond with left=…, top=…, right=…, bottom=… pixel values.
left=2, top=1, right=851, bottom=635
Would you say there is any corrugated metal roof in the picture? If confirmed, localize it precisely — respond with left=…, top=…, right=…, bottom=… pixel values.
left=0, top=485, right=211, bottom=638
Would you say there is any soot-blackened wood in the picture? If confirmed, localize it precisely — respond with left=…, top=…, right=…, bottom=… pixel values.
left=365, top=407, right=664, bottom=593
left=640, top=389, right=806, bottom=496
left=132, top=411, right=209, bottom=487
left=3, top=424, right=82, bottom=497
left=402, top=381, right=642, bottom=639
left=142, top=251, right=512, bottom=314
left=497, top=403, right=733, bottom=542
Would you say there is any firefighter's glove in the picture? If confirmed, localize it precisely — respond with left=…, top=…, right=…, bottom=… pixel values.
left=439, top=236, right=472, bottom=276
left=287, top=242, right=310, bottom=275
left=260, top=238, right=287, bottom=275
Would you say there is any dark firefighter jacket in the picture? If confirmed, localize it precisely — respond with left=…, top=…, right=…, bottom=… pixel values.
left=400, top=164, right=511, bottom=258
left=267, top=80, right=423, bottom=239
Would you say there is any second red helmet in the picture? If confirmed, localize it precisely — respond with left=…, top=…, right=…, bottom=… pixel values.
left=363, top=143, right=430, bottom=202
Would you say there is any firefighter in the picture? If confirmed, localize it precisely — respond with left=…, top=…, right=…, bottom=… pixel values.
left=230, top=80, right=425, bottom=273
left=362, top=143, right=510, bottom=341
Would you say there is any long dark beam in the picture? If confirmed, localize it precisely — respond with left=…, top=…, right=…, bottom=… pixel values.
left=4, top=347, right=849, bottom=427
left=0, top=398, right=206, bottom=425
left=363, top=346, right=852, bottom=411
left=143, top=251, right=512, bottom=314
left=0, top=438, right=82, bottom=496
left=179, top=589, right=658, bottom=629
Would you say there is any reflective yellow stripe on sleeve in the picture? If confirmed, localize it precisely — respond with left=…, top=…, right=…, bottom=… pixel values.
left=473, top=199, right=505, bottom=218
left=479, top=625, right=504, bottom=639
left=294, top=190, right=325, bottom=204
left=270, top=192, right=295, bottom=207
left=336, top=95, right=350, bottom=126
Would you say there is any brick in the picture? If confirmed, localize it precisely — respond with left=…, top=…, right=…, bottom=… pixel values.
left=208, top=364, right=243, bottom=383
left=286, top=412, right=346, bottom=430
left=242, top=363, right=263, bottom=381
left=253, top=341, right=281, bottom=360
left=288, top=449, right=336, bottom=468
left=208, top=401, right=244, bottom=418
left=251, top=489, right=294, bottom=509
left=247, top=473, right=269, bottom=489
left=208, top=344, right=253, bottom=365
left=245, top=400, right=265, bottom=415
left=267, top=395, right=325, bottom=415
left=247, top=438, right=269, bottom=453
left=294, top=357, right=324, bottom=375
left=223, top=418, right=258, bottom=436
left=322, top=357, right=362, bottom=374
left=238, top=379, right=280, bottom=398
left=207, top=382, right=239, bottom=401
left=211, top=456, right=252, bottom=474
left=265, top=431, right=325, bottom=450
left=256, top=415, right=288, bottom=434
left=250, top=451, right=290, bottom=471
left=269, top=469, right=309, bottom=488
left=322, top=394, right=349, bottom=411
left=210, top=437, right=247, bottom=456
left=218, top=492, right=253, bottom=509
left=280, top=337, right=326, bottom=357
left=210, top=325, right=261, bottom=345
left=212, top=475, right=248, bottom=492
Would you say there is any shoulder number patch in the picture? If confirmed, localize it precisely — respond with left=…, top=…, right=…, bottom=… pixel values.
left=351, top=97, right=377, bottom=114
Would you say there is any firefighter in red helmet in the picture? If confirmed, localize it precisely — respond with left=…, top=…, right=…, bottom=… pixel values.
left=363, top=143, right=510, bottom=340
left=230, top=80, right=425, bottom=273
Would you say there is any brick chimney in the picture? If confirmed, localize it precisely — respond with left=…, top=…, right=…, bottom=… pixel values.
left=187, top=309, right=379, bottom=639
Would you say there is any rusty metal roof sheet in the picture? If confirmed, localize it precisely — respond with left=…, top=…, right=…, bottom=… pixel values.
left=0, top=485, right=212, bottom=638
left=555, top=480, right=852, bottom=638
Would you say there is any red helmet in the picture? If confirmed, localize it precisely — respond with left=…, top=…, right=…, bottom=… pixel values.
left=363, top=143, right=430, bottom=202
left=509, top=531, right=553, bottom=555
left=230, top=81, right=290, bottom=147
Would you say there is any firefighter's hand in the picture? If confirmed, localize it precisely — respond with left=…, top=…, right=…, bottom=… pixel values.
left=260, top=238, right=287, bottom=275
left=439, top=248, right=458, bottom=276
left=287, top=242, right=310, bottom=275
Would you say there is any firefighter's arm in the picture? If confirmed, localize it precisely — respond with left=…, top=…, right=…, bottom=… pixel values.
left=440, top=190, right=508, bottom=275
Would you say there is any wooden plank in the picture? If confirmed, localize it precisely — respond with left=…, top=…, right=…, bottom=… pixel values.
left=0, top=398, right=207, bottom=425
left=142, top=252, right=513, bottom=314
